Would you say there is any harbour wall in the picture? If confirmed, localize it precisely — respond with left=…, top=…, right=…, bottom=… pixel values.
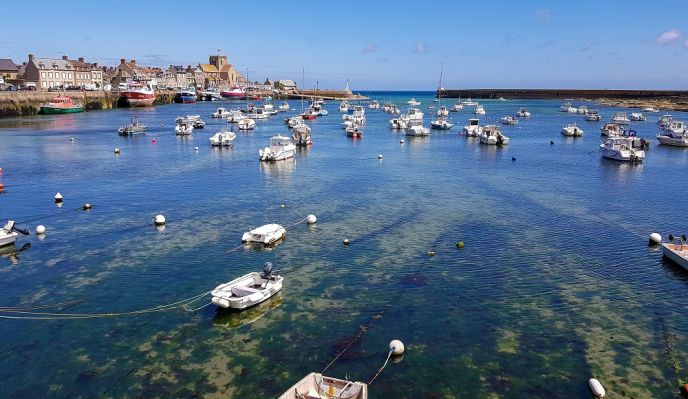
left=0, top=91, right=177, bottom=118
left=438, top=88, right=688, bottom=100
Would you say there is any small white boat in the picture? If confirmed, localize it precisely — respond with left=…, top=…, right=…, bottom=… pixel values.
left=450, top=101, right=464, bottom=112
left=368, top=100, right=380, bottom=109
left=319, top=109, right=329, bottom=116
left=176, top=115, right=205, bottom=129
left=643, top=106, right=660, bottom=113
left=462, top=118, right=482, bottom=137
left=227, top=110, right=245, bottom=123
left=462, top=98, right=477, bottom=106
left=515, top=107, right=530, bottom=118
left=259, top=135, right=296, bottom=161
left=292, top=123, right=312, bottom=146
left=662, top=235, right=688, bottom=270
left=403, top=108, right=424, bottom=122
left=585, top=111, right=601, bottom=121
left=561, top=123, right=584, bottom=137
left=611, top=112, right=630, bottom=125
left=285, top=115, right=302, bottom=128
left=389, top=118, right=407, bottom=130
left=599, top=136, right=645, bottom=162
left=346, top=124, right=363, bottom=138
left=407, top=98, right=421, bottom=106
left=436, top=106, right=448, bottom=117
left=242, top=223, right=286, bottom=245
left=238, top=118, right=256, bottom=130
left=658, top=114, right=673, bottom=128
left=175, top=122, right=193, bottom=135
left=474, top=104, right=485, bottom=115
left=664, top=121, right=686, bottom=136
left=209, top=129, right=236, bottom=146
left=430, top=117, right=454, bottom=130
left=212, top=107, right=232, bottom=119
left=389, top=104, right=400, bottom=115
left=501, top=116, right=518, bottom=125
left=600, top=122, right=622, bottom=136
left=118, top=117, right=146, bottom=135
left=480, top=125, right=509, bottom=145
left=577, top=105, right=588, bottom=115
left=560, top=102, right=577, bottom=113
left=211, top=263, right=283, bottom=310
left=339, top=100, right=350, bottom=113
left=278, top=102, right=290, bottom=111
left=278, top=372, right=368, bottom=399
left=657, top=130, right=688, bottom=147
left=0, top=221, right=28, bottom=247
left=247, top=107, right=270, bottom=120
left=406, top=125, right=430, bottom=136
left=630, top=112, right=646, bottom=121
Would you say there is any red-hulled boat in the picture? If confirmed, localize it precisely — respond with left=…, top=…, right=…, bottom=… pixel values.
left=301, top=108, right=318, bottom=120
left=121, top=83, right=155, bottom=107
left=220, top=87, right=245, bottom=99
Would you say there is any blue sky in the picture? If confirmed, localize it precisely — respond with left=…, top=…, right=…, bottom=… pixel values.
left=3, top=1, right=688, bottom=90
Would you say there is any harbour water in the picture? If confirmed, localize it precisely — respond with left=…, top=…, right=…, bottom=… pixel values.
left=1, top=92, right=688, bottom=398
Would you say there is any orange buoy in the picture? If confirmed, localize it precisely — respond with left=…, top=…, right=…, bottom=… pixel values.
left=0, top=183, right=4, bottom=192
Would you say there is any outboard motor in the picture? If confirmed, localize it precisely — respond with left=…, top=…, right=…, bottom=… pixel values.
left=3, top=220, right=29, bottom=235
left=13, top=226, right=30, bottom=236
left=261, top=262, right=274, bottom=280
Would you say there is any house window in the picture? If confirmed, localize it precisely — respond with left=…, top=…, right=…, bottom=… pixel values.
left=42, top=81, right=47, bottom=88
left=41, top=72, right=46, bottom=78
left=62, top=73, right=66, bottom=79
left=48, top=72, right=53, bottom=78
left=68, top=73, right=72, bottom=79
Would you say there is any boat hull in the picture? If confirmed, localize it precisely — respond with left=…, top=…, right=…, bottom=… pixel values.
left=174, top=94, right=197, bottom=104
left=40, top=105, right=84, bottom=114
left=121, top=91, right=155, bottom=107
left=657, top=136, right=688, bottom=147
left=0, top=231, right=18, bottom=247
left=662, top=244, right=688, bottom=270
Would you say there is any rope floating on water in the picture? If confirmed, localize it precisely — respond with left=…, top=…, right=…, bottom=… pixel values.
left=368, top=350, right=393, bottom=384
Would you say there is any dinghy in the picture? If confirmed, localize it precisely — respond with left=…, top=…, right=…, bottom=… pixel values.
left=662, top=234, right=688, bottom=271
left=242, top=223, right=286, bottom=245
left=211, top=262, right=284, bottom=310
left=278, top=372, right=368, bottom=399
left=0, top=221, right=29, bottom=247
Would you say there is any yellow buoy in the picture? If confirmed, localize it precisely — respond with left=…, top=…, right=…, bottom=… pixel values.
left=456, top=241, right=465, bottom=249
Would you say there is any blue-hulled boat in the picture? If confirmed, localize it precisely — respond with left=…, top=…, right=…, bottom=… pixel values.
left=174, top=89, right=197, bottom=103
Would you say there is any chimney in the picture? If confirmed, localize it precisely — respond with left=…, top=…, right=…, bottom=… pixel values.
left=28, top=53, right=34, bottom=62
left=130, top=59, right=136, bottom=65
left=93, top=63, right=98, bottom=67
left=78, top=57, right=84, bottom=62
left=120, top=58, right=125, bottom=65
left=62, top=55, right=68, bottom=60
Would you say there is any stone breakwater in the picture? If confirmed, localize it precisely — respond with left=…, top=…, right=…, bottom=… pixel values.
left=0, top=91, right=177, bottom=118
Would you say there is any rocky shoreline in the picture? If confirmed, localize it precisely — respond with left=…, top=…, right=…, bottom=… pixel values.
left=597, top=97, right=688, bottom=112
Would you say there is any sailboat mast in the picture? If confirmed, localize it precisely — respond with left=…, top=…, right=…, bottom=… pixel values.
left=301, top=68, right=305, bottom=112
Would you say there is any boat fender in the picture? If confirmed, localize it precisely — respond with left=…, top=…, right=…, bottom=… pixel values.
left=35, top=225, right=46, bottom=235
left=389, top=340, right=405, bottom=356
left=649, top=233, right=661, bottom=245
left=587, top=378, right=605, bottom=398
left=306, top=214, right=317, bottom=224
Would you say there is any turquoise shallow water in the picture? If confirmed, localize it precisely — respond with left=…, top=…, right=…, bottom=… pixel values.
left=1, top=92, right=688, bottom=398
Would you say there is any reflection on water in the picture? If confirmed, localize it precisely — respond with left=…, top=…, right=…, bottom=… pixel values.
left=212, top=292, right=284, bottom=330
left=259, top=158, right=296, bottom=177
left=599, top=157, right=644, bottom=182
left=0, top=242, right=30, bottom=266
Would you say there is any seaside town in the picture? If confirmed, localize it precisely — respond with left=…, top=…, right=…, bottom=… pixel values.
left=2, top=3, right=688, bottom=399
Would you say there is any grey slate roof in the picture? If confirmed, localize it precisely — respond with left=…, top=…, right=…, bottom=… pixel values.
left=0, top=59, right=18, bottom=71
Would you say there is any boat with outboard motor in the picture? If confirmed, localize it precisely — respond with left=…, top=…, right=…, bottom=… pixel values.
left=259, top=135, right=296, bottom=161
left=292, top=123, right=312, bottom=146
left=278, top=372, right=368, bottom=399
left=242, top=224, right=286, bottom=245
left=662, top=234, right=688, bottom=270
left=0, top=221, right=29, bottom=247
left=561, top=123, right=584, bottom=137
left=117, top=117, right=146, bottom=135
left=479, top=125, right=509, bottom=145
left=462, top=118, right=482, bottom=137
left=599, top=136, right=645, bottom=162
left=211, top=262, right=284, bottom=310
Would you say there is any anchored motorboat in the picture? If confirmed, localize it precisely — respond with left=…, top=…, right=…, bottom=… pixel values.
left=560, top=102, right=577, bottom=113
left=474, top=104, right=485, bottom=115
left=209, top=125, right=236, bottom=146
left=462, top=118, right=482, bottom=137
left=577, top=105, right=589, bottom=115
left=175, top=121, right=193, bottom=135
left=117, top=117, right=146, bottom=135
left=479, top=125, right=509, bottom=145
left=227, top=110, right=246, bottom=123
left=212, top=107, right=233, bottom=119
left=278, top=372, right=368, bottom=399
left=436, top=106, right=448, bottom=117
left=643, top=106, right=659, bottom=113
left=501, top=116, right=518, bottom=125
left=407, top=98, right=420, bottom=106
left=657, top=129, right=688, bottom=147
left=176, top=115, right=205, bottom=129
left=259, top=135, right=296, bottom=161
left=462, top=98, right=477, bottom=106
left=450, top=101, right=464, bottom=112
left=292, top=123, right=312, bottom=146
left=599, top=136, right=645, bottom=162
left=600, top=122, right=622, bottom=136
left=211, top=262, right=284, bottom=310
left=278, top=102, right=290, bottom=112
left=515, top=107, right=530, bottom=118
left=630, top=112, right=646, bottom=121
left=658, top=114, right=673, bottom=128
left=0, top=221, right=29, bottom=247
left=662, top=234, right=688, bottom=270
left=621, top=129, right=651, bottom=150
left=585, top=110, right=601, bottom=121
left=339, top=100, right=350, bottom=113
left=368, top=100, right=380, bottom=109
left=406, top=125, right=430, bottom=136
left=561, top=123, right=584, bottom=137
left=242, top=223, right=286, bottom=245
left=346, top=124, right=363, bottom=138
left=246, top=107, right=270, bottom=120
left=430, top=117, right=453, bottom=130
left=611, top=112, right=630, bottom=125
left=237, top=118, right=256, bottom=131
left=389, top=118, right=407, bottom=130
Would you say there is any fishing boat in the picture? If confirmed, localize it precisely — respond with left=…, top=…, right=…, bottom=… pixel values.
left=212, top=107, right=232, bottom=119
left=600, top=122, right=622, bottom=136
left=474, top=104, right=485, bottom=115
left=278, top=373, right=368, bottom=399
left=0, top=221, right=29, bottom=247
left=462, top=118, right=482, bottom=137
left=561, top=123, right=584, bottom=137
left=211, top=262, right=284, bottom=310
left=577, top=105, right=588, bottom=115
left=611, top=112, right=630, bottom=125
left=630, top=112, right=646, bottom=121
left=40, top=95, right=84, bottom=114
left=285, top=115, right=302, bottom=128
left=259, top=135, right=296, bottom=161
left=664, top=121, right=687, bottom=136
left=368, top=100, right=380, bottom=109
left=208, top=124, right=236, bottom=146
left=585, top=110, right=601, bottom=121
left=201, top=90, right=222, bottom=101
left=599, top=137, right=645, bottom=162
left=117, top=117, right=146, bottom=135
left=501, top=116, right=518, bottom=125
left=406, top=125, right=430, bottom=136
left=515, top=107, right=530, bottom=118
left=292, top=123, right=312, bottom=146
left=479, top=125, right=509, bottom=145
left=278, top=102, right=290, bottom=111
left=662, top=235, right=688, bottom=270
left=450, top=101, right=464, bottom=112
left=237, top=118, right=256, bottom=130
left=407, top=98, right=420, bottom=106
left=220, top=86, right=245, bottom=99
left=657, top=130, right=688, bottom=147
left=120, top=83, right=155, bottom=107
left=339, top=100, right=350, bottom=113
left=346, top=124, right=363, bottom=138
left=174, top=89, right=197, bottom=103
left=658, top=114, right=673, bottom=128
left=242, top=223, right=286, bottom=245
left=462, top=98, right=477, bottom=106
left=175, top=121, right=193, bottom=135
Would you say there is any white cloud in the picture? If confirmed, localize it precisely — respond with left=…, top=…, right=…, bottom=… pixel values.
left=363, top=42, right=378, bottom=53
left=657, top=29, right=682, bottom=45
left=536, top=9, right=552, bottom=21
left=413, top=41, right=429, bottom=54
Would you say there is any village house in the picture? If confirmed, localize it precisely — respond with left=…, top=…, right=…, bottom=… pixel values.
left=112, top=59, right=157, bottom=88
left=24, top=54, right=75, bottom=89
left=67, top=56, right=102, bottom=89
left=168, top=65, right=189, bottom=88
left=275, top=79, right=297, bottom=92
left=0, top=59, right=19, bottom=84
left=185, top=65, right=203, bottom=89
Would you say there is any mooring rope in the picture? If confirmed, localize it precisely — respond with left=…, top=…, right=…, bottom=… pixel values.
left=368, top=349, right=394, bottom=384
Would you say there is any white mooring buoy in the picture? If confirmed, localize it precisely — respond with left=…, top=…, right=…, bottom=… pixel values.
left=343, top=238, right=350, bottom=245
left=306, top=214, right=317, bottom=224
left=114, top=148, right=121, bottom=154
left=154, top=214, right=166, bottom=226
left=378, top=154, right=383, bottom=159
left=588, top=378, right=606, bottom=398
left=35, top=225, right=46, bottom=235
left=649, top=232, right=662, bottom=245
left=194, top=146, right=199, bottom=151
left=54, top=192, right=63, bottom=203
left=400, top=139, right=404, bottom=144
left=389, top=339, right=405, bottom=356
left=82, top=203, right=92, bottom=210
